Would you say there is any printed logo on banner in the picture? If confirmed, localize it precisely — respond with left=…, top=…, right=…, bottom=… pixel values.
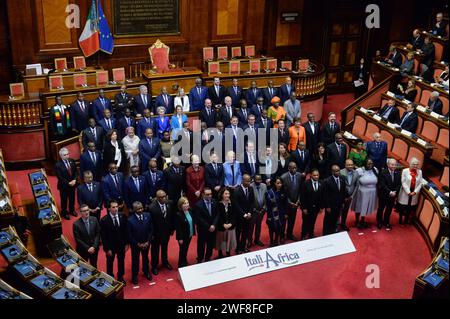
left=245, top=251, right=300, bottom=271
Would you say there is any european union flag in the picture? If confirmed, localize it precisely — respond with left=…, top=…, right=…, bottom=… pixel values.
left=97, top=0, right=114, bottom=54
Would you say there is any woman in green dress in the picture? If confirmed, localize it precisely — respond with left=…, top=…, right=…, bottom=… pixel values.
left=348, top=139, right=367, bottom=168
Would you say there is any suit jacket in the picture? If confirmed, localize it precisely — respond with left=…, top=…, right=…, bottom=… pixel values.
left=377, top=104, right=400, bottom=124
left=208, top=85, right=227, bottom=106
left=163, top=165, right=186, bottom=201
left=138, top=137, right=161, bottom=172
left=284, top=99, right=301, bottom=126
left=155, top=116, right=171, bottom=139
left=428, top=98, right=443, bottom=115
left=411, top=35, right=424, bottom=51
left=70, top=100, right=91, bottom=132
left=55, top=159, right=78, bottom=190
left=236, top=108, right=251, bottom=126
left=193, top=198, right=219, bottom=232
left=223, top=161, right=242, bottom=187
left=80, top=151, right=103, bottom=181
left=143, top=169, right=165, bottom=199
left=321, top=122, right=341, bottom=146
left=149, top=200, right=176, bottom=240
left=366, top=141, right=388, bottom=169
left=199, top=107, right=218, bottom=128
left=252, top=183, right=267, bottom=211
left=240, top=152, right=260, bottom=177
left=127, top=212, right=153, bottom=247
left=289, top=149, right=311, bottom=174
left=124, top=175, right=148, bottom=208
left=117, top=116, right=136, bottom=138
left=154, top=94, right=174, bottom=114
left=300, top=179, right=325, bottom=211
left=216, top=201, right=237, bottom=231
left=399, top=111, right=419, bottom=133
left=73, top=216, right=101, bottom=254
left=174, top=96, right=190, bottom=113
left=189, top=86, right=209, bottom=112
left=388, top=51, right=403, bottom=68
left=227, top=86, right=244, bottom=108
left=176, top=210, right=196, bottom=241
left=98, top=117, right=117, bottom=133
left=137, top=117, right=157, bottom=139
left=279, top=83, right=294, bottom=104
left=103, top=140, right=127, bottom=172
left=100, top=213, right=128, bottom=252
left=77, top=182, right=103, bottom=210
left=379, top=168, right=402, bottom=197
left=303, top=121, right=321, bottom=152
left=102, top=172, right=125, bottom=205
left=421, top=42, right=435, bottom=67
left=327, top=142, right=347, bottom=169
left=232, top=185, right=255, bottom=227
left=340, top=168, right=359, bottom=198
left=277, top=128, right=290, bottom=145
left=219, top=105, right=236, bottom=127
left=204, top=163, right=224, bottom=190
left=323, top=175, right=346, bottom=209
left=250, top=104, right=266, bottom=118
left=256, top=116, right=273, bottom=130
left=82, top=126, right=105, bottom=151
left=281, top=172, right=302, bottom=204
left=245, top=88, right=263, bottom=107
left=114, top=92, right=134, bottom=116
left=92, top=97, right=113, bottom=122
left=262, top=87, right=279, bottom=107
left=134, top=94, right=151, bottom=115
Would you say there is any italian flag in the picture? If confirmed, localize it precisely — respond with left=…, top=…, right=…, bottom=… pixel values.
left=79, top=0, right=100, bottom=57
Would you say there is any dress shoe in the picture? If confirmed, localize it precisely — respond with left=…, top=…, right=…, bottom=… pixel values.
left=132, top=278, right=138, bottom=285
left=226, top=251, right=231, bottom=257
left=377, top=223, right=383, bottom=229
left=244, top=248, right=250, bottom=253
left=118, top=278, right=126, bottom=285
left=340, top=225, right=350, bottom=231
left=145, top=273, right=152, bottom=281
left=363, top=222, right=369, bottom=229
left=63, top=214, right=71, bottom=220
left=287, top=235, right=297, bottom=241
left=255, top=240, right=264, bottom=247
left=152, top=268, right=158, bottom=276
left=357, top=222, right=364, bottom=229
left=70, top=211, right=78, bottom=217
left=164, top=263, right=173, bottom=270
left=385, top=224, right=392, bottom=231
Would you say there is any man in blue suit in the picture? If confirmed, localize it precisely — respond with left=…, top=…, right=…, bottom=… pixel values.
left=289, top=141, right=311, bottom=178
left=240, top=141, right=259, bottom=178
left=189, top=78, right=209, bottom=112
left=134, top=85, right=151, bottom=116
left=399, top=103, right=419, bottom=133
left=262, top=80, right=279, bottom=107
left=199, top=98, right=217, bottom=128
left=366, top=132, right=388, bottom=170
left=251, top=97, right=266, bottom=118
left=92, top=89, right=113, bottom=122
left=236, top=100, right=251, bottom=127
left=98, top=109, right=117, bottom=133
left=77, top=170, right=103, bottom=220
left=102, top=163, right=125, bottom=207
left=127, top=201, right=153, bottom=285
left=124, top=166, right=148, bottom=209
left=117, top=108, right=136, bottom=139
left=279, top=76, right=294, bottom=104
left=82, top=118, right=105, bottom=151
left=326, top=133, right=347, bottom=170
left=70, top=92, right=91, bottom=133
left=137, top=109, right=156, bottom=139
left=143, top=158, right=165, bottom=202
left=80, top=142, right=103, bottom=182
left=204, top=152, right=224, bottom=197
left=245, top=81, right=263, bottom=108
left=227, top=78, right=244, bottom=108
left=154, top=86, right=174, bottom=114
left=139, top=128, right=161, bottom=173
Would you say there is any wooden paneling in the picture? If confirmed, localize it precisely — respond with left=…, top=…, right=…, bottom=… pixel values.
left=0, top=0, right=12, bottom=93
left=210, top=0, right=246, bottom=44
left=275, top=0, right=303, bottom=47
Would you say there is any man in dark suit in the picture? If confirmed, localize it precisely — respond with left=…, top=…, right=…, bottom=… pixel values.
left=245, top=81, right=263, bottom=108
left=189, top=78, right=209, bottom=112
left=49, top=95, right=72, bottom=140
left=149, top=190, right=176, bottom=275
left=193, top=188, right=219, bottom=263
left=163, top=158, right=186, bottom=204
left=204, top=152, right=224, bottom=198
left=256, top=109, right=274, bottom=131
left=139, top=128, right=161, bottom=173
left=143, top=158, right=165, bottom=203
left=236, top=99, right=251, bottom=127
left=233, top=174, right=255, bottom=253
left=366, top=133, right=388, bottom=170
left=98, top=109, right=117, bottom=134
left=321, top=112, right=341, bottom=146
left=70, top=92, right=91, bottom=133
left=262, top=80, right=279, bottom=107
left=227, top=78, right=244, bottom=108
left=73, top=204, right=101, bottom=267
left=377, top=158, right=401, bottom=230
left=136, top=109, right=156, bottom=139
left=114, top=85, right=134, bottom=117
left=199, top=98, right=217, bottom=128
left=399, top=103, right=419, bottom=133
left=279, top=76, right=294, bottom=104
left=322, top=165, right=346, bottom=235
left=251, top=175, right=267, bottom=246
left=100, top=200, right=128, bottom=284
left=124, top=166, right=148, bottom=209
left=82, top=118, right=105, bottom=151
left=340, top=159, right=358, bottom=231
left=117, top=108, right=136, bottom=138
left=208, top=77, right=227, bottom=108
left=242, top=114, right=259, bottom=147
left=300, top=169, right=324, bottom=240
left=276, top=119, right=289, bottom=145
left=326, top=133, right=347, bottom=169
left=303, top=113, right=321, bottom=153
left=80, top=142, right=102, bottom=182
left=281, top=162, right=303, bottom=241
left=127, top=201, right=153, bottom=285
left=427, top=92, right=443, bottom=115
left=219, top=96, right=235, bottom=127
left=289, top=141, right=310, bottom=178
left=77, top=170, right=103, bottom=221
left=154, top=86, right=174, bottom=114
left=409, top=29, right=424, bottom=50
left=377, top=98, right=400, bottom=124
left=55, top=147, right=78, bottom=220
left=251, top=97, right=266, bottom=118
left=240, top=141, right=259, bottom=178
left=134, top=85, right=151, bottom=115
left=102, top=163, right=125, bottom=207
left=384, top=45, right=403, bottom=68
left=92, top=89, right=113, bottom=123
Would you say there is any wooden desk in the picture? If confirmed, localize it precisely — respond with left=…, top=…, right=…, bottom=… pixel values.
left=203, top=70, right=292, bottom=89
left=23, top=67, right=103, bottom=95
left=141, top=67, right=203, bottom=97
left=204, top=56, right=275, bottom=74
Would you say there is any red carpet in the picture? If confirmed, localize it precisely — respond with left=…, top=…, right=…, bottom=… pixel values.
left=3, top=94, right=432, bottom=298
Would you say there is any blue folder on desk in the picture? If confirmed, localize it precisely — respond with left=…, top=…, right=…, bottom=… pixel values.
left=56, top=253, right=79, bottom=268
left=437, top=256, right=449, bottom=272
left=36, top=195, right=50, bottom=208
left=32, top=183, right=48, bottom=195
left=422, top=271, right=444, bottom=288
left=444, top=240, right=449, bottom=254
left=0, top=231, right=12, bottom=245
left=30, top=273, right=58, bottom=293
left=13, top=259, right=38, bottom=277
left=38, top=207, right=53, bottom=219
left=89, top=277, right=114, bottom=293
left=30, top=172, right=45, bottom=185
left=1, top=244, right=23, bottom=262
left=51, top=287, right=80, bottom=299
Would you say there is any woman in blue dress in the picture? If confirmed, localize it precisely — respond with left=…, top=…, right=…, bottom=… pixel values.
left=265, top=177, right=287, bottom=246
left=170, top=105, right=188, bottom=140
left=155, top=106, right=170, bottom=139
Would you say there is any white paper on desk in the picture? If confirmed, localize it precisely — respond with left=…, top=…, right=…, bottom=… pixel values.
left=386, top=91, right=395, bottom=97
left=401, top=129, right=412, bottom=137
left=403, top=99, right=412, bottom=104
left=0, top=199, right=7, bottom=208
left=429, top=188, right=437, bottom=196
left=436, top=197, right=445, bottom=206
left=26, top=63, right=42, bottom=75
left=387, top=122, right=397, bottom=129
left=417, top=139, right=427, bottom=147
left=430, top=112, right=440, bottom=119
left=360, top=107, right=368, bottom=113
left=417, top=105, right=427, bottom=112
left=443, top=207, right=449, bottom=217
left=373, top=115, right=382, bottom=121
left=343, top=131, right=356, bottom=139
left=43, top=68, right=50, bottom=74
left=354, top=80, right=364, bottom=87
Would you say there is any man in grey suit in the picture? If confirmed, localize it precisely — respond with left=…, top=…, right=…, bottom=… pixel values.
left=250, top=175, right=267, bottom=247
left=340, top=159, right=359, bottom=231
left=281, top=162, right=303, bottom=241
left=284, top=92, right=301, bottom=127
left=73, top=204, right=101, bottom=267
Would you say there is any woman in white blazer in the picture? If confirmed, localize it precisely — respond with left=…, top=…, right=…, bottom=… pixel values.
left=174, top=88, right=190, bottom=113
left=397, top=157, right=423, bottom=225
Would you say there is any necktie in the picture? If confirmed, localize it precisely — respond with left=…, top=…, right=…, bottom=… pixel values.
left=382, top=106, right=392, bottom=118
left=401, top=113, right=410, bottom=126
left=310, top=122, right=315, bottom=134
left=88, top=183, right=93, bottom=192
left=207, top=108, right=211, bottom=116
left=291, top=174, right=295, bottom=184
left=122, top=93, right=125, bottom=100
left=175, top=167, right=179, bottom=174
left=234, top=87, right=238, bottom=95
left=113, top=175, right=119, bottom=190
left=269, top=88, right=273, bottom=96
left=198, top=87, right=201, bottom=96
left=101, top=98, right=105, bottom=107
left=335, top=177, right=340, bottom=190
left=65, top=160, right=71, bottom=176
left=206, top=200, right=211, bottom=216
left=152, top=172, right=156, bottom=184
left=227, top=107, right=232, bottom=118
left=243, top=109, right=247, bottom=118
left=91, top=128, right=97, bottom=141
left=347, top=172, right=352, bottom=185
left=143, top=95, right=147, bottom=107
left=313, top=181, right=317, bottom=192
left=330, top=123, right=334, bottom=131
left=164, top=94, right=168, bottom=106
left=138, top=215, right=143, bottom=223
left=300, top=151, right=304, bottom=161
left=148, top=138, right=152, bottom=149
left=107, top=119, right=111, bottom=130
left=391, top=171, right=394, bottom=183
left=259, top=105, right=263, bottom=114
left=181, top=97, right=184, bottom=106
left=256, top=186, right=262, bottom=206
left=337, top=145, right=341, bottom=157
left=80, top=102, right=85, bottom=112
left=250, top=155, right=255, bottom=175
left=213, top=163, right=217, bottom=174
left=134, top=178, right=140, bottom=192
left=253, top=89, right=257, bottom=97
left=113, top=216, right=119, bottom=227
left=244, top=187, right=248, bottom=197
left=216, top=86, right=219, bottom=97
left=263, top=119, right=267, bottom=127
left=85, top=220, right=90, bottom=235
left=126, top=117, right=131, bottom=126
left=162, top=205, right=167, bottom=218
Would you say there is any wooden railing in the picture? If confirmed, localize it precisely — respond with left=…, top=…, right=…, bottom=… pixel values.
left=0, top=97, right=42, bottom=128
